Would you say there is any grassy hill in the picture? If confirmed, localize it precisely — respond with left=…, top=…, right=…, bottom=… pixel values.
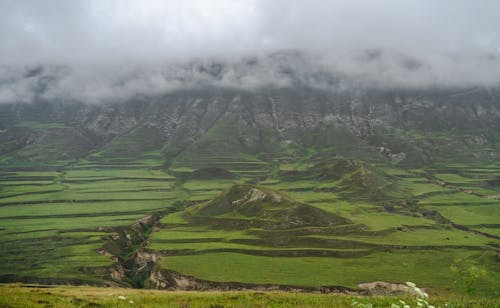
left=0, top=88, right=499, bottom=299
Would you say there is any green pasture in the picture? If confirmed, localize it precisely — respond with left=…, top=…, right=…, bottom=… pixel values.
left=161, top=250, right=499, bottom=295
left=0, top=153, right=498, bottom=297
left=1, top=284, right=497, bottom=308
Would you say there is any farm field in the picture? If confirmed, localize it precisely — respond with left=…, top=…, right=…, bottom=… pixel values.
left=149, top=161, right=499, bottom=296
left=1, top=102, right=499, bottom=299
left=1, top=153, right=498, bottom=297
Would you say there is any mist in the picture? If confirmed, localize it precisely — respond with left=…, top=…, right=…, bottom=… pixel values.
left=1, top=0, right=500, bottom=104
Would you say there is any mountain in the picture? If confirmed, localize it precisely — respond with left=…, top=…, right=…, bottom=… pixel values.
left=1, top=84, right=499, bottom=168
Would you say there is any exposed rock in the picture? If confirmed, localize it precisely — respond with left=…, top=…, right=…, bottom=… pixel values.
left=357, top=281, right=425, bottom=296
left=149, top=267, right=171, bottom=289
left=148, top=268, right=362, bottom=294
left=196, top=184, right=350, bottom=228
left=232, top=188, right=277, bottom=207
left=2, top=86, right=499, bottom=166
left=110, top=265, right=126, bottom=281
left=389, top=152, right=406, bottom=164
left=96, top=248, right=112, bottom=257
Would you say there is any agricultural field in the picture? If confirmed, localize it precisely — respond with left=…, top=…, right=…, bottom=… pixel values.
left=1, top=104, right=499, bottom=302
left=0, top=154, right=499, bottom=298
left=148, top=160, right=500, bottom=296
left=0, top=158, right=177, bottom=284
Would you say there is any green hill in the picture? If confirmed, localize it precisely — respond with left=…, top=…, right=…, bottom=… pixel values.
left=0, top=86, right=499, bottom=297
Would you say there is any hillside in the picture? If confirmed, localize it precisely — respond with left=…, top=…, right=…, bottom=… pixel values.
left=1, top=84, right=500, bottom=168
left=0, top=82, right=499, bottom=297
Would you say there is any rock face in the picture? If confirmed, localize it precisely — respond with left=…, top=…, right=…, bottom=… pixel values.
left=357, top=281, right=414, bottom=295
left=1, top=85, right=499, bottom=166
left=98, top=214, right=163, bottom=288
left=232, top=187, right=280, bottom=207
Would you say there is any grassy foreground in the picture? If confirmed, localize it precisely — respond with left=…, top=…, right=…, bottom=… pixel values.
left=0, top=284, right=498, bottom=308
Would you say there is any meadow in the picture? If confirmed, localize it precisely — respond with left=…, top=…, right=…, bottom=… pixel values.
left=0, top=136, right=499, bottom=300
left=1, top=284, right=498, bottom=308
left=148, top=160, right=499, bottom=296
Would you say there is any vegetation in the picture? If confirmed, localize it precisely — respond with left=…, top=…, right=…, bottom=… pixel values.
left=0, top=284, right=497, bottom=308
left=0, top=100, right=499, bottom=301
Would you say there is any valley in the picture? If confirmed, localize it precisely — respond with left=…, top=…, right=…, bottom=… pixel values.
left=0, top=88, right=499, bottom=298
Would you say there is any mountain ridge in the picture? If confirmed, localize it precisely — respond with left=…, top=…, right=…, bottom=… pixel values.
left=1, top=85, right=499, bottom=168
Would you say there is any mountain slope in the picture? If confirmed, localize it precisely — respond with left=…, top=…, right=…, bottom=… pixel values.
left=0, top=80, right=499, bottom=295
left=1, top=86, right=499, bottom=169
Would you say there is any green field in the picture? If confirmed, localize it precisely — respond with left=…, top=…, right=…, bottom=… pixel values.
left=1, top=284, right=497, bottom=308
left=1, top=116, right=499, bottom=299
left=1, top=156, right=499, bottom=297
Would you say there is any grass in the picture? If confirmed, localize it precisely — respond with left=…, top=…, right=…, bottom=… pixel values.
left=0, top=165, right=178, bottom=283
left=400, top=179, right=451, bottom=196
left=183, top=179, right=236, bottom=191
left=150, top=226, right=258, bottom=242
left=425, top=204, right=500, bottom=225
left=0, top=236, right=113, bottom=281
left=64, top=168, right=174, bottom=179
left=1, top=284, right=497, bottom=308
left=14, top=121, right=68, bottom=130
left=148, top=179, right=499, bottom=296
left=471, top=227, right=500, bottom=237
left=307, top=201, right=435, bottom=230
left=326, top=227, right=493, bottom=246
left=434, top=173, right=483, bottom=184
left=419, top=191, right=497, bottom=205
left=0, top=143, right=499, bottom=298
left=1, top=91, right=500, bottom=301
left=0, top=201, right=170, bottom=217
left=161, top=250, right=499, bottom=295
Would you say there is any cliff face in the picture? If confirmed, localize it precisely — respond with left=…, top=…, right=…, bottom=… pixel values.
left=1, top=85, right=499, bottom=166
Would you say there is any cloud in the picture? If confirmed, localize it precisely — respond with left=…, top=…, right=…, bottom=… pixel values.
left=0, top=0, right=500, bottom=103
left=2, top=0, right=500, bottom=64
left=0, top=0, right=266, bottom=65
left=1, top=50, right=499, bottom=105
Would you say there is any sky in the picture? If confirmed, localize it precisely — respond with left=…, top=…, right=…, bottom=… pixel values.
left=1, top=0, right=500, bottom=103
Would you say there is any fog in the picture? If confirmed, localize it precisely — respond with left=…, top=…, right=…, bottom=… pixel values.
left=1, top=0, right=500, bottom=103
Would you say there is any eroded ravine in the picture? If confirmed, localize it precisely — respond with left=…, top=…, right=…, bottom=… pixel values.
left=96, top=211, right=363, bottom=294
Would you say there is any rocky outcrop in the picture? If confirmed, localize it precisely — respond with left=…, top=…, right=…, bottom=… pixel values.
left=232, top=187, right=281, bottom=207
left=148, top=268, right=362, bottom=294
left=97, top=214, right=163, bottom=287
left=357, top=281, right=425, bottom=296
left=1, top=86, right=499, bottom=165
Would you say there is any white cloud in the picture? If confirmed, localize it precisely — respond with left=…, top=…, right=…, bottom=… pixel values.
left=0, top=0, right=500, bottom=103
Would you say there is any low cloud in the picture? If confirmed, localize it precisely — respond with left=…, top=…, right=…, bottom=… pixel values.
left=1, top=51, right=500, bottom=104
left=1, top=0, right=500, bottom=103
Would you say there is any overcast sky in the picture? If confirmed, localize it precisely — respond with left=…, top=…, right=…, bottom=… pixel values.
left=1, top=0, right=499, bottom=64
left=1, top=0, right=500, bottom=103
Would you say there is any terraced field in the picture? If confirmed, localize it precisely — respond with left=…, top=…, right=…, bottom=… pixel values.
left=0, top=158, right=178, bottom=284
left=1, top=149, right=499, bottom=297
left=1, top=154, right=499, bottom=296
left=1, top=111, right=499, bottom=299
left=145, top=160, right=500, bottom=295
